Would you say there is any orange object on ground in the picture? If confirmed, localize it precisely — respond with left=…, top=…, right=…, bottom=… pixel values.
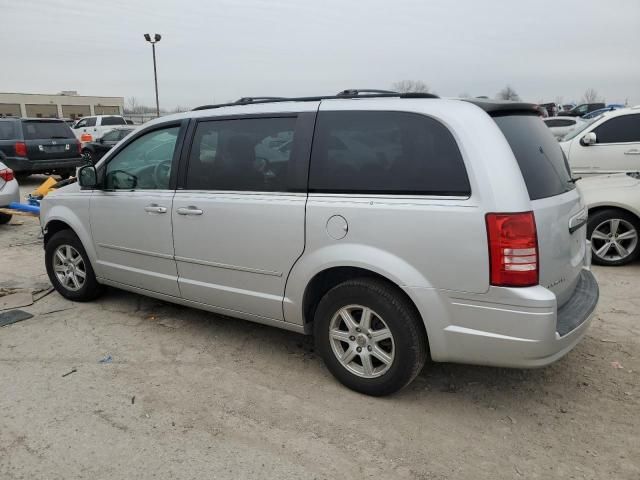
left=80, top=133, right=93, bottom=142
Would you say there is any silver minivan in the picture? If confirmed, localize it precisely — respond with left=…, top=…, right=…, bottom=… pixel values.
left=40, top=91, right=599, bottom=396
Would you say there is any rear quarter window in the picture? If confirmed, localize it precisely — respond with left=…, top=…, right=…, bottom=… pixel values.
left=494, top=115, right=575, bottom=200
left=0, top=121, right=17, bottom=140
left=309, top=111, right=470, bottom=196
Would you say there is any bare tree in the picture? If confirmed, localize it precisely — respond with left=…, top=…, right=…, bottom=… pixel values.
left=392, top=80, right=431, bottom=94
left=171, top=105, right=190, bottom=113
left=496, top=85, right=520, bottom=101
left=581, top=88, right=603, bottom=104
left=125, top=96, right=142, bottom=114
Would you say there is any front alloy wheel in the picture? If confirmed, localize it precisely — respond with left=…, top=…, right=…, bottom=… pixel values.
left=590, top=216, right=639, bottom=265
left=52, top=245, right=87, bottom=291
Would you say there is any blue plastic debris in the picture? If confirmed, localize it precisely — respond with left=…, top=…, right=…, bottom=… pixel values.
left=98, top=355, right=113, bottom=364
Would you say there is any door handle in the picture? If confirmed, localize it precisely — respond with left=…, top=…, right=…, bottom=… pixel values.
left=176, top=206, right=203, bottom=216
left=144, top=204, right=167, bottom=214
left=624, top=149, right=640, bottom=155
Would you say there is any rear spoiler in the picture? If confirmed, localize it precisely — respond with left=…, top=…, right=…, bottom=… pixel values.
left=462, top=99, right=539, bottom=116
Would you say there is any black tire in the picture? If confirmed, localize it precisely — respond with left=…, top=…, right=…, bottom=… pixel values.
left=82, top=149, right=93, bottom=163
left=0, top=212, right=12, bottom=224
left=45, top=229, right=103, bottom=301
left=587, top=209, right=640, bottom=266
left=314, top=277, right=428, bottom=396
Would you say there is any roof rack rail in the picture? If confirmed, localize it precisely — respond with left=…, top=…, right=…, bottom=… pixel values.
left=192, top=91, right=439, bottom=112
left=234, top=97, right=287, bottom=104
left=337, top=89, right=398, bottom=96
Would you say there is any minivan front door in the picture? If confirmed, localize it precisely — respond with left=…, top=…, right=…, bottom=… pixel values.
left=90, top=123, right=184, bottom=296
left=172, top=113, right=314, bottom=320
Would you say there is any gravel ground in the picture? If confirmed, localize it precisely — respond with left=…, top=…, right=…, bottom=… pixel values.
left=1, top=176, right=638, bottom=479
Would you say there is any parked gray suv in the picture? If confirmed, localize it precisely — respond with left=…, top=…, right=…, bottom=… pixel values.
left=40, top=91, right=599, bottom=396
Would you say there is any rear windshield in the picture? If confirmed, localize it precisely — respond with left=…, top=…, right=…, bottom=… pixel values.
left=494, top=115, right=575, bottom=200
left=22, top=120, right=75, bottom=140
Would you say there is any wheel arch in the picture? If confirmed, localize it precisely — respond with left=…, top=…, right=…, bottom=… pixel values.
left=42, top=207, right=98, bottom=271
left=587, top=204, right=640, bottom=224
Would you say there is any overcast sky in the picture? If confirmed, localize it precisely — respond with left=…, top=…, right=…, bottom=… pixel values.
left=2, top=0, right=639, bottom=108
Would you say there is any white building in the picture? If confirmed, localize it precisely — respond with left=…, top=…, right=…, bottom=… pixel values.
left=0, top=91, right=124, bottom=119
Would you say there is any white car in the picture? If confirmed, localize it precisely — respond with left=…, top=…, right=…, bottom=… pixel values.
left=543, top=117, right=585, bottom=140
left=560, top=107, right=640, bottom=177
left=578, top=172, right=640, bottom=266
left=0, top=160, right=20, bottom=224
left=71, top=115, right=128, bottom=142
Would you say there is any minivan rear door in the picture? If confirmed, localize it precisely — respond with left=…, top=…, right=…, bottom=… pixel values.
left=494, top=114, right=586, bottom=307
left=21, top=120, right=78, bottom=160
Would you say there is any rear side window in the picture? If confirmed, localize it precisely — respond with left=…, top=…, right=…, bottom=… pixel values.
left=594, top=114, right=640, bottom=143
left=185, top=117, right=297, bottom=191
left=494, top=115, right=575, bottom=200
left=21, top=121, right=75, bottom=140
left=309, top=111, right=470, bottom=195
left=0, top=121, right=17, bottom=140
left=102, top=116, right=126, bottom=126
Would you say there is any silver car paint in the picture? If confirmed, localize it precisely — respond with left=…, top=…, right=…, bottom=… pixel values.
left=41, top=98, right=594, bottom=368
left=0, top=161, right=20, bottom=207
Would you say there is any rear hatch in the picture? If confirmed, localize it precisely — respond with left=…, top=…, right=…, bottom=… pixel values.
left=21, top=120, right=78, bottom=160
left=494, top=114, right=585, bottom=307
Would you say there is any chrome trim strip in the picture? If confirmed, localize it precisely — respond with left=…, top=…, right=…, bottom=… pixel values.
left=174, top=255, right=283, bottom=277
left=97, top=243, right=174, bottom=260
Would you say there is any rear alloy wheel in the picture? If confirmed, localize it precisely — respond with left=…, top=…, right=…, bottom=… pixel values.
left=588, top=209, right=640, bottom=266
left=314, top=278, right=427, bottom=396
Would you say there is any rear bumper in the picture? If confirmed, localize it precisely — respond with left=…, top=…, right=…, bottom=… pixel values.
left=406, top=268, right=599, bottom=368
left=2, top=156, right=84, bottom=173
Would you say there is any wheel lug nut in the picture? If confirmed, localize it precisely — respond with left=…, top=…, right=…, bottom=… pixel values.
left=367, top=334, right=372, bottom=338
left=356, top=327, right=361, bottom=332
left=367, top=345, right=372, bottom=351
left=356, top=347, right=362, bottom=353
left=349, top=336, right=355, bottom=341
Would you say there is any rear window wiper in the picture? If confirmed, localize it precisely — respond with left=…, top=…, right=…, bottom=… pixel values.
left=568, top=177, right=582, bottom=184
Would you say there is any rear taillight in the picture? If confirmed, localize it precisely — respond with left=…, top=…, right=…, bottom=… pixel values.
left=486, top=211, right=538, bottom=287
left=0, top=168, right=14, bottom=182
left=14, top=141, right=27, bottom=157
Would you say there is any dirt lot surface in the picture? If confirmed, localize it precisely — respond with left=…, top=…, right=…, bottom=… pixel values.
left=1, top=176, right=638, bottom=479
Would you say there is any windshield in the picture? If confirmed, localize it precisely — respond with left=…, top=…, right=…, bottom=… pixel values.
left=561, top=115, right=602, bottom=141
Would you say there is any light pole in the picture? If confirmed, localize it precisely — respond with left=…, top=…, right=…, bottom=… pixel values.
left=144, top=33, right=162, bottom=117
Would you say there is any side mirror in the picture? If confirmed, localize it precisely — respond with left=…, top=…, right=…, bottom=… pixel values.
left=581, top=132, right=597, bottom=146
left=78, top=165, right=98, bottom=189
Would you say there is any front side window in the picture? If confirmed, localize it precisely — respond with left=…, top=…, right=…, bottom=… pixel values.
left=104, top=126, right=179, bottom=190
left=185, top=117, right=297, bottom=191
left=309, top=111, right=470, bottom=195
left=594, top=114, right=640, bottom=143
left=75, top=118, right=87, bottom=128
left=85, top=117, right=97, bottom=127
